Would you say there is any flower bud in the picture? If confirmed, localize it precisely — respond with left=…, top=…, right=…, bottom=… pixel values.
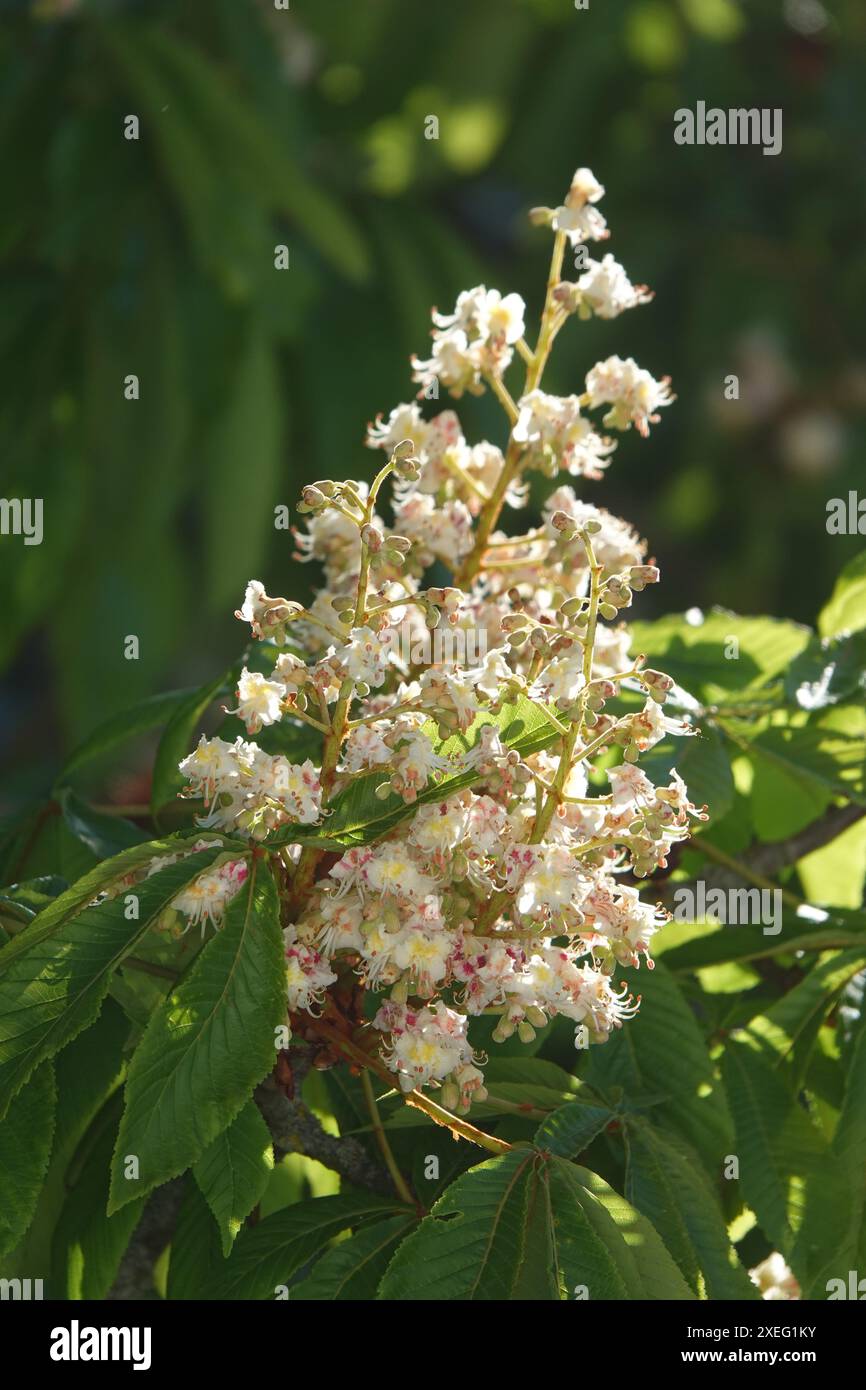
left=391, top=438, right=416, bottom=460
left=500, top=612, right=530, bottom=632
left=529, top=205, right=555, bottom=226
left=630, top=564, right=660, bottom=591
left=550, top=509, right=577, bottom=539
left=361, top=523, right=383, bottom=552
left=599, top=601, right=618, bottom=621
left=298, top=485, right=327, bottom=514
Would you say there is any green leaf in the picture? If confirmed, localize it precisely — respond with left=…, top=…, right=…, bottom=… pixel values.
left=0, top=1063, right=56, bottom=1258
left=52, top=1107, right=145, bottom=1300
left=167, top=1180, right=225, bottom=1300
left=629, top=610, right=810, bottom=701
left=201, top=324, right=282, bottom=615
left=743, top=949, right=866, bottom=1086
left=623, top=1120, right=757, bottom=1299
left=534, top=1100, right=615, bottom=1158
left=737, top=708, right=866, bottom=843
left=56, top=687, right=198, bottom=787
left=150, top=669, right=237, bottom=817
left=828, top=1018, right=866, bottom=1280
left=720, top=1035, right=852, bottom=1287
left=378, top=1150, right=554, bottom=1300
left=657, top=913, right=865, bottom=972
left=0, top=844, right=227, bottom=1120
left=549, top=1161, right=694, bottom=1300
left=285, top=695, right=562, bottom=850
left=59, top=789, right=147, bottom=861
left=785, top=631, right=866, bottom=710
left=203, top=1191, right=404, bottom=1300
left=193, top=1099, right=275, bottom=1256
left=139, top=27, right=369, bottom=282
left=379, top=1151, right=693, bottom=1300
left=583, top=960, right=733, bottom=1170
left=292, top=1214, right=418, bottom=1300
left=819, top=550, right=866, bottom=638
left=639, top=726, right=734, bottom=821
left=0, top=876, right=67, bottom=927
left=108, top=857, right=284, bottom=1212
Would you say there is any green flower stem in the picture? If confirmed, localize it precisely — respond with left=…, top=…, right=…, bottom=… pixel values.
left=360, top=1069, right=416, bottom=1206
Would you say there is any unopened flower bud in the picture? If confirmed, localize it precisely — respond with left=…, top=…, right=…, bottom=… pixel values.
left=550, top=509, right=577, bottom=539
left=529, top=205, right=555, bottom=226
left=630, top=564, right=660, bottom=591
left=298, top=485, right=327, bottom=514
left=361, top=523, right=383, bottom=552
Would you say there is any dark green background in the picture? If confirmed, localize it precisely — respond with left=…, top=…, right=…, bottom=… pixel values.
left=1, top=0, right=864, bottom=807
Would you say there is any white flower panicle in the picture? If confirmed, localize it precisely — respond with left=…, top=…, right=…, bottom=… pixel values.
left=157, top=169, right=700, bottom=1116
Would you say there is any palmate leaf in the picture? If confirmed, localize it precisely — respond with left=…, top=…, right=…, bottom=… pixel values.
left=280, top=694, right=562, bottom=851
left=193, top=1099, right=275, bottom=1256
left=378, top=1150, right=693, bottom=1301
left=291, top=1213, right=419, bottom=1301
left=534, top=1099, right=616, bottom=1158
left=583, top=960, right=733, bottom=1170
left=0, top=1062, right=55, bottom=1259
left=629, top=610, right=811, bottom=701
left=59, top=789, right=147, bottom=861
left=623, top=1119, right=757, bottom=1300
left=657, top=914, right=866, bottom=973
left=198, top=1192, right=406, bottom=1300
left=0, top=842, right=230, bottom=1121
left=55, top=686, right=199, bottom=787
left=108, top=857, right=285, bottom=1213
left=818, top=549, right=866, bottom=639
left=742, top=948, right=866, bottom=1087
left=51, top=1104, right=145, bottom=1301
left=720, top=1035, right=854, bottom=1289
left=823, top=1018, right=866, bottom=1288
left=784, top=630, right=866, bottom=710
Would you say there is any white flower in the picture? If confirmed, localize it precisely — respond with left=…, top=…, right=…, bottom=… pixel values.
left=585, top=355, right=674, bottom=437
left=409, top=797, right=470, bottom=858
left=172, top=860, right=249, bottom=934
left=391, top=731, right=451, bottom=802
left=515, top=391, right=615, bottom=480
left=576, top=255, right=653, bottom=319
left=340, top=626, right=392, bottom=689
left=363, top=845, right=438, bottom=902
left=629, top=698, right=696, bottom=753
left=284, top=930, right=338, bottom=1012
left=234, top=668, right=285, bottom=734
left=551, top=167, right=609, bottom=245
left=234, top=581, right=300, bottom=641
left=267, top=758, right=322, bottom=824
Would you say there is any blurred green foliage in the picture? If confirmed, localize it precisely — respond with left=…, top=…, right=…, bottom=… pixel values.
left=1, top=0, right=865, bottom=801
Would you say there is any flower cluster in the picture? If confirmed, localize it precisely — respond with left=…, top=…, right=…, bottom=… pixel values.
left=163, top=169, right=703, bottom=1114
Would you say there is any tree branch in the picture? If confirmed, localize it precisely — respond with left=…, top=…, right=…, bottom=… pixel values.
left=107, top=1178, right=186, bottom=1301
left=255, top=1071, right=396, bottom=1199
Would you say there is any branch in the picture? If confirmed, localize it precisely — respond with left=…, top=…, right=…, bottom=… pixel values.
left=664, top=805, right=866, bottom=903
left=107, top=1178, right=186, bottom=1301
left=255, top=1073, right=397, bottom=1199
